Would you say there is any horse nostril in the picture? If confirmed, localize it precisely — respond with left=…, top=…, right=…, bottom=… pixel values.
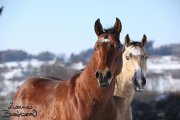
left=106, top=71, right=112, bottom=79
left=96, top=70, right=100, bottom=79
left=142, top=76, right=146, bottom=86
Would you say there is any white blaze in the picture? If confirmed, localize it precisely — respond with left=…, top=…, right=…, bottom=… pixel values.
left=135, top=67, right=142, bottom=83
left=101, top=38, right=110, bottom=43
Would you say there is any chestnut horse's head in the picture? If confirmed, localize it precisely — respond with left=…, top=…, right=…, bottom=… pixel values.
left=123, top=34, right=148, bottom=92
left=94, top=18, right=123, bottom=88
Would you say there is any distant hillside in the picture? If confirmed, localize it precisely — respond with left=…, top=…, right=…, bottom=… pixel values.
left=0, top=50, right=62, bottom=63
left=67, top=41, right=180, bottom=65
left=67, top=48, right=93, bottom=65
left=153, top=43, right=180, bottom=56
left=145, top=41, right=180, bottom=56
left=0, top=50, right=28, bottom=63
left=0, top=42, right=180, bottom=64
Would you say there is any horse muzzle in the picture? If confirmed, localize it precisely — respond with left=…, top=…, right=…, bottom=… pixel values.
left=133, top=76, right=146, bottom=92
left=95, top=70, right=112, bottom=88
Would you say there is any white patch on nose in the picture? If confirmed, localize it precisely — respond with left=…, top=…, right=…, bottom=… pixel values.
left=130, top=47, right=142, bottom=56
left=100, top=38, right=110, bottom=43
left=135, top=67, right=142, bottom=82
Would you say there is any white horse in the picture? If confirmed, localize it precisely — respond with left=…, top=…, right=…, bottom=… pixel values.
left=114, top=34, right=148, bottom=120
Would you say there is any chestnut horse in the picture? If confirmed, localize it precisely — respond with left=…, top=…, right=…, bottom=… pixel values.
left=114, top=34, right=148, bottom=120
left=11, top=18, right=123, bottom=120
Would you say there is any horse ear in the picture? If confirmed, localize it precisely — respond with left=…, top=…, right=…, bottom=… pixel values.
left=94, top=18, right=103, bottom=36
left=125, top=34, right=130, bottom=47
left=114, top=18, right=122, bottom=35
left=141, top=34, right=147, bottom=46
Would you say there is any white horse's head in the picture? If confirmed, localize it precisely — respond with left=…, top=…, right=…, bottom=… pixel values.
left=123, top=34, right=148, bottom=92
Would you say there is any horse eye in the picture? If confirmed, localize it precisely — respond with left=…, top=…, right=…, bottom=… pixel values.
left=126, top=56, right=129, bottom=60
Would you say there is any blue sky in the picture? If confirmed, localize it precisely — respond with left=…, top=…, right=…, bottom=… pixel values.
left=0, top=0, right=180, bottom=56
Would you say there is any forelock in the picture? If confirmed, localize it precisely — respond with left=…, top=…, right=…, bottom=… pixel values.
left=127, top=46, right=143, bottom=56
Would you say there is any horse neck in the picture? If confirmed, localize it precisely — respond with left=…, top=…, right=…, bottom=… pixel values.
left=77, top=53, right=115, bottom=103
left=114, top=60, right=135, bottom=98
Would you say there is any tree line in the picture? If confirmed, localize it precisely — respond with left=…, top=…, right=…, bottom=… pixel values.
left=0, top=41, right=180, bottom=63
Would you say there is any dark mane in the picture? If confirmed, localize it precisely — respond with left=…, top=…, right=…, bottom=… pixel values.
left=123, top=41, right=142, bottom=53
left=129, top=41, right=142, bottom=46
left=104, top=27, right=118, bottom=34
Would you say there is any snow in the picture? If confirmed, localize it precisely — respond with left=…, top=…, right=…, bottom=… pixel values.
left=147, top=56, right=180, bottom=71
left=0, top=59, right=58, bottom=97
left=148, top=62, right=180, bottom=70
left=71, top=62, right=85, bottom=70
left=145, top=76, right=180, bottom=93
left=19, top=59, right=43, bottom=68
left=0, top=59, right=56, bottom=68
left=0, top=59, right=56, bottom=80
left=2, top=68, right=22, bottom=80
left=1, top=61, right=19, bottom=68
left=0, top=80, right=24, bottom=96
left=0, top=56, right=180, bottom=97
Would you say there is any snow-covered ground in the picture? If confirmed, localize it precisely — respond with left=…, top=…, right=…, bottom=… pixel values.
left=0, top=59, right=57, bottom=96
left=1, top=80, right=24, bottom=96
left=0, top=56, right=180, bottom=97
left=0, top=59, right=55, bottom=68
left=148, top=56, right=180, bottom=71
left=146, top=56, right=180, bottom=93
left=71, top=62, right=85, bottom=70
left=145, top=76, right=180, bottom=93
